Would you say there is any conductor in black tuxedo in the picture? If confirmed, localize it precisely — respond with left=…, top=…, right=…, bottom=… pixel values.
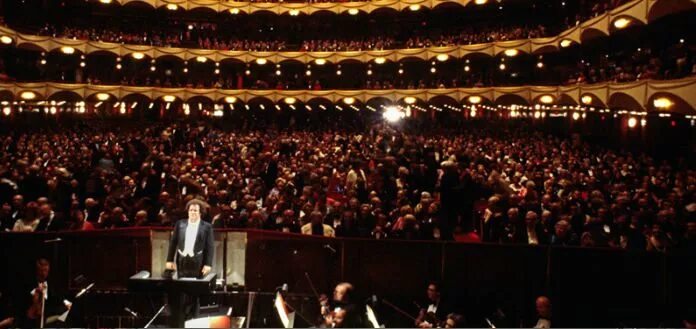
left=164, top=199, right=215, bottom=327
left=165, top=199, right=214, bottom=277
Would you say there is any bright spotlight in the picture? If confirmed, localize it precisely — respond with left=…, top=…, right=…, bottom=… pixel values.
left=383, top=106, right=404, bottom=123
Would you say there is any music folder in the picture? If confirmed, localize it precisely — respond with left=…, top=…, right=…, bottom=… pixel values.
left=274, top=292, right=295, bottom=328
left=365, top=304, right=381, bottom=328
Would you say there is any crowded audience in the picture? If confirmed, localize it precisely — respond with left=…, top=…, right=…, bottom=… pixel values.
left=301, top=37, right=396, bottom=52
left=34, top=22, right=552, bottom=51
left=565, top=42, right=696, bottom=85
left=0, top=121, right=693, bottom=254
left=565, top=0, right=630, bottom=27
left=37, top=23, right=288, bottom=51
left=405, top=25, right=548, bottom=48
left=14, top=0, right=633, bottom=52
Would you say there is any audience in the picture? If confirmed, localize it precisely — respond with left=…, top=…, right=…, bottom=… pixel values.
left=35, top=23, right=553, bottom=51
left=0, top=121, right=693, bottom=254
left=18, top=0, right=634, bottom=52
left=565, top=43, right=696, bottom=84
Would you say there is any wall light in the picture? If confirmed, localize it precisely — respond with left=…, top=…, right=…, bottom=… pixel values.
left=613, top=18, right=631, bottom=29
left=60, top=46, right=75, bottom=55
left=504, top=49, right=519, bottom=57
left=653, top=97, right=674, bottom=109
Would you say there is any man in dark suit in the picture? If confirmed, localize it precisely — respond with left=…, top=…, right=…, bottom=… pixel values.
left=415, top=282, right=454, bottom=328
left=18, top=258, right=71, bottom=328
left=319, top=282, right=368, bottom=328
left=165, top=199, right=215, bottom=278
left=164, top=199, right=215, bottom=327
left=34, top=204, right=65, bottom=232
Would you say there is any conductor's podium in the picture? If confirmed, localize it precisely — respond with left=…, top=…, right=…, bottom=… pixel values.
left=129, top=271, right=218, bottom=327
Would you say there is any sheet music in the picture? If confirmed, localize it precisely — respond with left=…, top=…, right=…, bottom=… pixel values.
left=287, top=311, right=295, bottom=328
left=365, top=304, right=380, bottom=328
left=57, top=309, right=69, bottom=322
left=274, top=292, right=294, bottom=328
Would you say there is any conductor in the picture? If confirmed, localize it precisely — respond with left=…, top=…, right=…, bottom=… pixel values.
left=165, top=199, right=215, bottom=278
left=164, top=199, right=215, bottom=327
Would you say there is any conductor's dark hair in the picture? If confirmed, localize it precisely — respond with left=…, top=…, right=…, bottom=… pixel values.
left=186, top=198, right=209, bottom=219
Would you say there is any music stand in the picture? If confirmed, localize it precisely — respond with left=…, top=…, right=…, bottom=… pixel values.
left=129, top=271, right=217, bottom=328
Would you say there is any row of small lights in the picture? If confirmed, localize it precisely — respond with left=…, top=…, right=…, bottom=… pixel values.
left=3, top=100, right=692, bottom=126
left=32, top=50, right=563, bottom=79
left=46, top=45, right=696, bottom=81
left=34, top=45, right=558, bottom=70
left=12, top=90, right=678, bottom=113
left=0, top=98, right=677, bottom=117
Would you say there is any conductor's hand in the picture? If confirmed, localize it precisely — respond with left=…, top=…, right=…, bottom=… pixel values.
left=165, top=262, right=176, bottom=271
left=201, top=265, right=212, bottom=276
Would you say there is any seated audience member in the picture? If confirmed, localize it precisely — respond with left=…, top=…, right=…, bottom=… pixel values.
left=12, top=202, right=40, bottom=232
left=302, top=211, right=335, bottom=237
left=550, top=220, right=579, bottom=246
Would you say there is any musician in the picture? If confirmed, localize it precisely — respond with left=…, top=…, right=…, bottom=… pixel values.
left=533, top=296, right=552, bottom=328
left=165, top=199, right=215, bottom=278
left=20, top=258, right=71, bottom=328
left=319, top=282, right=366, bottom=328
left=415, top=282, right=452, bottom=328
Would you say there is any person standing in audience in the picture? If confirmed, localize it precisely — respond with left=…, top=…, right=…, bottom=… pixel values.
left=10, top=194, right=25, bottom=225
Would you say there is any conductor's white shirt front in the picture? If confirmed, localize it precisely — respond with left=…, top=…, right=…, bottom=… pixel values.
left=182, top=221, right=199, bottom=256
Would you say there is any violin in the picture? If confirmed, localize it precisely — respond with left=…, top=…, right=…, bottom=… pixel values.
left=414, top=301, right=445, bottom=328
left=306, top=273, right=336, bottom=327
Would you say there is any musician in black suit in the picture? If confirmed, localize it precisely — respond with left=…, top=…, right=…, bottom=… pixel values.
left=165, top=199, right=214, bottom=278
left=18, top=258, right=71, bottom=328
left=319, top=282, right=368, bottom=328
left=415, top=281, right=454, bottom=328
